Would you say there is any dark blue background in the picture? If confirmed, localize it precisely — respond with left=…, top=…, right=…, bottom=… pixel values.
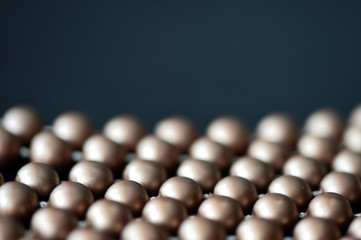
left=1, top=1, right=361, bottom=131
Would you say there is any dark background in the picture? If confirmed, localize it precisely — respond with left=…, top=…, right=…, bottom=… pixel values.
left=1, top=1, right=361, bottom=131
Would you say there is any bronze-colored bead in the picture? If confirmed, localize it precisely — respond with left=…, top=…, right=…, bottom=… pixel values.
left=206, top=116, right=249, bottom=154
left=103, top=115, right=147, bottom=152
left=154, top=116, right=198, bottom=153
left=2, top=105, right=42, bottom=144
left=49, top=181, right=94, bottom=219
left=190, top=137, right=233, bottom=170
left=86, top=199, right=133, bottom=236
left=16, top=162, right=60, bottom=201
left=105, top=180, right=149, bottom=216
left=121, top=219, right=169, bottom=240
left=53, top=112, right=94, bottom=149
left=0, top=126, right=21, bottom=167
left=69, top=160, right=114, bottom=198
left=0, top=181, right=38, bottom=222
left=30, top=131, right=73, bottom=171
left=31, top=207, right=78, bottom=240
left=178, top=216, right=227, bottom=240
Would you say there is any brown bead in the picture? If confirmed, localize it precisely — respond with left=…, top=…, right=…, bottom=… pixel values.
left=0, top=215, right=25, bottom=240
left=343, top=125, right=361, bottom=154
left=307, top=192, right=353, bottom=230
left=268, top=175, right=312, bottom=211
left=83, top=134, right=126, bottom=170
left=283, top=154, right=326, bottom=190
left=123, top=159, right=167, bottom=196
left=256, top=113, right=298, bottom=147
left=142, top=196, right=188, bottom=234
left=16, top=162, right=60, bottom=201
left=53, top=112, right=94, bottom=149
left=248, top=139, right=287, bottom=171
left=178, top=216, right=227, bottom=240
left=297, top=134, right=336, bottom=166
left=320, top=171, right=361, bottom=209
left=236, top=217, right=284, bottom=240
left=230, top=156, right=274, bottom=192
left=206, top=116, right=249, bottom=154
left=31, top=207, right=77, bottom=240
left=121, top=219, right=169, bottom=240
left=154, top=116, right=199, bottom=153
left=30, top=131, right=73, bottom=171
left=66, top=227, right=113, bottom=240
left=69, top=160, right=114, bottom=198
left=190, top=137, right=233, bottom=170
left=198, top=195, right=244, bottom=232
left=0, top=126, right=21, bottom=167
left=136, top=135, right=180, bottom=171
left=177, top=158, right=221, bottom=193
left=0, top=181, right=38, bottom=222
left=293, top=217, right=341, bottom=240
left=159, top=176, right=203, bottom=213
left=49, top=181, right=94, bottom=219
left=347, top=217, right=361, bottom=239
left=0, top=172, right=4, bottom=186
left=103, top=115, right=147, bottom=152
left=2, top=105, right=42, bottom=144
left=340, top=236, right=359, bottom=240
left=304, top=109, right=344, bottom=141
left=214, top=176, right=258, bottom=213
left=332, top=150, right=361, bottom=180
left=349, top=104, right=361, bottom=128
left=105, top=180, right=149, bottom=216
left=86, top=199, right=133, bottom=236
left=252, top=193, right=299, bottom=231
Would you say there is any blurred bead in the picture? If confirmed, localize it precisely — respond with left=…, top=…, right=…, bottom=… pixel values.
left=343, top=125, right=361, bottom=154
left=142, top=197, right=187, bottom=234
left=230, top=156, right=274, bottom=193
left=198, top=195, right=244, bottom=232
left=86, top=199, right=133, bottom=236
left=66, top=227, right=113, bottom=240
left=268, top=175, right=312, bottom=211
left=103, top=115, right=147, bottom=152
left=49, top=181, right=94, bottom=219
left=53, top=112, right=94, bottom=149
left=214, top=176, right=258, bottom=213
left=0, top=126, right=21, bottom=167
left=297, top=134, right=336, bottom=166
left=283, top=154, right=326, bottom=190
left=2, top=106, right=42, bottom=144
left=177, top=158, right=221, bottom=193
left=236, top=217, right=284, bottom=240
left=69, top=160, right=114, bottom=198
left=105, top=180, right=149, bottom=216
left=293, top=217, right=341, bottom=240
left=159, top=176, right=203, bottom=213
left=190, top=137, right=233, bottom=170
left=0, top=215, right=25, bottom=240
left=123, top=159, right=167, bottom=196
left=320, top=171, right=361, bottom=210
left=307, top=192, right=353, bottom=230
left=0, top=181, right=38, bottom=222
left=121, top=219, right=169, bottom=240
left=31, top=207, right=77, bottom=240
left=248, top=139, right=287, bottom=171
left=30, top=131, right=73, bottom=171
left=178, top=216, right=226, bottom=240
left=155, top=116, right=198, bottom=153
left=206, top=116, right=249, bottom=154
left=136, top=135, right=179, bottom=171
left=304, top=109, right=344, bottom=141
left=83, top=134, right=126, bottom=171
left=256, top=113, right=298, bottom=147
left=252, top=193, right=298, bottom=231
left=16, top=162, right=60, bottom=201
